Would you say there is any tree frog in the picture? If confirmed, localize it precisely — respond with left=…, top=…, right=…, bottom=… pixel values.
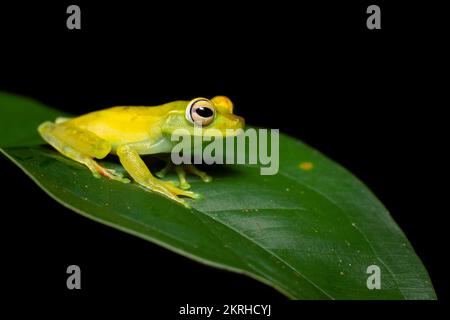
left=38, top=96, right=245, bottom=207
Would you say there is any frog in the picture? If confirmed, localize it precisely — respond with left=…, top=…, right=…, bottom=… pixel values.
left=38, top=96, right=245, bottom=207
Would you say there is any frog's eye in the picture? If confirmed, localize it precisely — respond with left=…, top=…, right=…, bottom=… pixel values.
left=185, top=98, right=215, bottom=126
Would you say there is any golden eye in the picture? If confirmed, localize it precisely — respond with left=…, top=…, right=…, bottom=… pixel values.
left=186, top=98, right=215, bottom=126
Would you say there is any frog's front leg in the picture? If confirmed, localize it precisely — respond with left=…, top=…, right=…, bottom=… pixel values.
left=116, top=141, right=200, bottom=207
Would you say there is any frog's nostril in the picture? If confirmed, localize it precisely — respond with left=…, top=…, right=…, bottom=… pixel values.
left=224, top=114, right=245, bottom=128
left=237, top=116, right=245, bottom=127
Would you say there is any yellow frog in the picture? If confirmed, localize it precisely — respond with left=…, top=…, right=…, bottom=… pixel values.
left=38, top=96, right=245, bottom=207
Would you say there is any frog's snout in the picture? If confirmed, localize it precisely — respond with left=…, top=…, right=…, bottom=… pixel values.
left=235, top=115, right=245, bottom=129
left=224, top=113, right=245, bottom=129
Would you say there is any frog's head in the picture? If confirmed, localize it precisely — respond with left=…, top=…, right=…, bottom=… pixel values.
left=161, top=96, right=245, bottom=137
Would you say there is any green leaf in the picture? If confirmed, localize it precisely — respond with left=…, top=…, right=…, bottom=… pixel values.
left=0, top=91, right=436, bottom=299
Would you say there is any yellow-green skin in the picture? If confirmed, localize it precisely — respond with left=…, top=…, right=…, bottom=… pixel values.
left=38, top=96, right=244, bottom=207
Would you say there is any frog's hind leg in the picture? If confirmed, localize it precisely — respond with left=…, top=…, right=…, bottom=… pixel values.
left=38, top=121, right=130, bottom=183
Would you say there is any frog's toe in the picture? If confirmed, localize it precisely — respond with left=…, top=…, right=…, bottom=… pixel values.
left=179, top=181, right=191, bottom=190
left=95, top=164, right=130, bottom=183
left=116, top=176, right=131, bottom=183
left=91, top=171, right=102, bottom=179
left=185, top=164, right=212, bottom=183
left=164, top=182, right=200, bottom=199
left=177, top=198, right=191, bottom=208
left=148, top=184, right=191, bottom=208
left=105, top=168, right=122, bottom=176
left=191, top=192, right=203, bottom=200
left=155, top=170, right=166, bottom=179
left=183, top=190, right=201, bottom=200
left=107, top=173, right=130, bottom=183
left=155, top=162, right=172, bottom=178
left=165, top=180, right=180, bottom=187
left=142, top=179, right=197, bottom=207
left=200, top=174, right=212, bottom=183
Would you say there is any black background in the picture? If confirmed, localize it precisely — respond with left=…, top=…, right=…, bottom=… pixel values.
left=0, top=0, right=447, bottom=315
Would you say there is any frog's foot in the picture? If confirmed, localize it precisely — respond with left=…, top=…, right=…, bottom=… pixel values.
left=141, top=177, right=201, bottom=208
left=156, top=162, right=212, bottom=190
left=93, top=163, right=130, bottom=183
left=184, top=164, right=212, bottom=183
left=175, top=166, right=191, bottom=190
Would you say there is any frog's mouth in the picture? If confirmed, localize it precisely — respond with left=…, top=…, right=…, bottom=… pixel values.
left=201, top=127, right=245, bottom=138
left=195, top=115, right=245, bottom=138
left=172, top=127, right=245, bottom=138
left=168, top=114, right=245, bottom=138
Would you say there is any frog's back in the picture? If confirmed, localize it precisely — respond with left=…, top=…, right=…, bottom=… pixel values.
left=65, top=105, right=172, bottom=144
